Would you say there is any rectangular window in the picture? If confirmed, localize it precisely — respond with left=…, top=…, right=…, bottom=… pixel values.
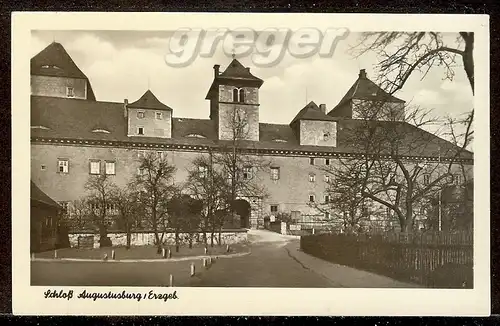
left=270, top=205, right=278, bottom=213
left=59, top=202, right=70, bottom=216
left=138, top=150, right=146, bottom=158
left=309, top=195, right=315, bottom=203
left=137, top=111, right=145, bottom=119
left=447, top=175, right=454, bottom=184
left=324, top=212, right=330, bottom=219
left=41, top=164, right=46, bottom=171
left=325, top=158, right=330, bottom=166
left=156, top=151, right=164, bottom=160
left=89, top=160, right=100, bottom=175
left=243, top=166, right=253, bottom=180
left=270, top=167, right=280, bottom=181
left=324, top=175, right=330, bottom=183
left=324, top=195, right=330, bottom=203
left=309, top=174, right=316, bottom=182
left=156, top=112, right=163, bottom=120
left=105, top=161, right=116, bottom=175
left=198, top=165, right=207, bottom=178
left=66, top=87, right=74, bottom=98
left=423, top=174, right=430, bottom=185
left=309, top=157, right=315, bottom=165
left=137, top=127, right=144, bottom=135
left=58, top=159, right=69, bottom=173
left=137, top=167, right=145, bottom=176
left=453, top=174, right=462, bottom=185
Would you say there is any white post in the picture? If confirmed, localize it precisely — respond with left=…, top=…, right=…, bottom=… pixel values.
left=111, top=250, right=115, bottom=260
left=54, top=249, right=58, bottom=259
left=169, top=274, right=174, bottom=287
left=438, top=190, right=442, bottom=232
left=203, top=258, right=208, bottom=268
left=204, top=247, right=208, bottom=255
left=190, top=262, right=195, bottom=277
left=162, top=248, right=166, bottom=258
left=167, top=248, right=171, bottom=259
left=312, top=228, right=315, bottom=235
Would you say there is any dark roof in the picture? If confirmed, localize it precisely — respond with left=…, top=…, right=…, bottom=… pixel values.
left=128, top=90, right=173, bottom=111
left=290, top=101, right=338, bottom=125
left=219, top=59, right=263, bottom=83
left=31, top=96, right=472, bottom=160
left=31, top=42, right=96, bottom=101
left=205, top=59, right=263, bottom=99
left=328, top=70, right=404, bottom=117
left=31, top=181, right=61, bottom=209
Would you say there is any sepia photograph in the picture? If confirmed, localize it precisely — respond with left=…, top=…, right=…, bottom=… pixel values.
left=12, top=12, right=489, bottom=316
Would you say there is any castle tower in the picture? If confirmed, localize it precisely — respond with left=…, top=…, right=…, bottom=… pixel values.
left=205, top=58, right=263, bottom=141
left=30, top=42, right=96, bottom=101
left=328, top=69, right=406, bottom=121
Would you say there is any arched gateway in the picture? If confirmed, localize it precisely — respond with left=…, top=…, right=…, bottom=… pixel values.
left=234, top=196, right=263, bottom=229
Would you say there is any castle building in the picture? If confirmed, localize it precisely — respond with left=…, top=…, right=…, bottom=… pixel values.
left=30, top=42, right=473, bottom=231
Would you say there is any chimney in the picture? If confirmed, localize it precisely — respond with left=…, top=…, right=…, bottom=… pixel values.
left=359, top=69, right=367, bottom=79
left=214, top=64, right=220, bottom=77
left=246, top=67, right=250, bottom=72
left=319, top=104, right=326, bottom=114
left=123, top=99, right=128, bottom=118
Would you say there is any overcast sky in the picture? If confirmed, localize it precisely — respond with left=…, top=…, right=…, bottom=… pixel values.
left=31, top=30, right=473, bottom=138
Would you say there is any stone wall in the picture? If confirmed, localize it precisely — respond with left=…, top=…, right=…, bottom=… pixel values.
left=31, top=75, right=87, bottom=99
left=299, top=120, right=337, bottom=147
left=127, top=107, right=172, bottom=138
left=68, top=230, right=248, bottom=248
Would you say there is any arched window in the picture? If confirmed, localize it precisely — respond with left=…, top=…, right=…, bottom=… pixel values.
left=239, top=88, right=245, bottom=103
left=232, top=88, right=239, bottom=102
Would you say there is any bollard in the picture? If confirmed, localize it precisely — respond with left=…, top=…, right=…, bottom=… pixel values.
left=203, top=258, right=208, bottom=268
left=169, top=274, right=174, bottom=287
left=54, top=249, right=58, bottom=259
left=111, top=250, right=116, bottom=260
left=167, top=248, right=172, bottom=259
left=208, top=256, right=212, bottom=266
left=190, top=262, right=195, bottom=277
left=162, top=248, right=166, bottom=259
left=312, top=228, right=315, bottom=235
left=204, top=247, right=208, bottom=255
left=226, top=244, right=230, bottom=253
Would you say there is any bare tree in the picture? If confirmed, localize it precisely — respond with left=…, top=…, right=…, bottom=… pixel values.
left=326, top=104, right=471, bottom=233
left=215, top=107, right=269, bottom=228
left=186, top=152, right=231, bottom=247
left=84, top=174, right=117, bottom=247
left=352, top=32, right=474, bottom=94
left=131, top=151, right=177, bottom=252
left=111, top=186, right=141, bottom=249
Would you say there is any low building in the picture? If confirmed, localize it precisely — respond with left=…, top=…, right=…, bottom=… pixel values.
left=30, top=181, right=61, bottom=252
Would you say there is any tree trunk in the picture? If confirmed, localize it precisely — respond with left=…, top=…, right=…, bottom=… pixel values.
left=189, top=233, right=193, bottom=249
left=175, top=229, right=180, bottom=252
left=210, top=229, right=215, bottom=247
left=218, top=228, right=222, bottom=246
left=126, top=223, right=131, bottom=250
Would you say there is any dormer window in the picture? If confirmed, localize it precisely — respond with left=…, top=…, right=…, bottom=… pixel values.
left=137, top=111, right=145, bottom=119
left=66, top=87, right=74, bottom=98
left=323, top=132, right=330, bottom=141
left=156, top=112, right=162, bottom=120
left=185, top=133, right=206, bottom=139
left=31, top=125, right=50, bottom=130
left=92, top=129, right=110, bottom=134
left=232, top=87, right=245, bottom=103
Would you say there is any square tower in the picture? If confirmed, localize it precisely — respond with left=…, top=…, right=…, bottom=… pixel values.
left=205, top=59, right=263, bottom=141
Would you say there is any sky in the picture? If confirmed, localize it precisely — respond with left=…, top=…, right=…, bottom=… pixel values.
left=31, top=30, right=473, bottom=140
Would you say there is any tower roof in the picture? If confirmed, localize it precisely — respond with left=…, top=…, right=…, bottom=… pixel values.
left=205, top=58, right=263, bottom=100
left=31, top=42, right=96, bottom=101
left=328, top=69, right=404, bottom=116
left=290, top=101, right=338, bottom=125
left=128, top=90, right=173, bottom=111
left=218, top=59, right=263, bottom=83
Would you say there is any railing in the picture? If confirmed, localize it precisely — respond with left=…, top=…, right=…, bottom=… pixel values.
left=300, top=231, right=473, bottom=288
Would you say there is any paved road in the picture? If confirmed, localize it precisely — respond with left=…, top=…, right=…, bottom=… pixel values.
left=191, top=230, right=337, bottom=287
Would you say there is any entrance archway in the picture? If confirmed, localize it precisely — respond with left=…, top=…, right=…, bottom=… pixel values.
left=233, top=199, right=251, bottom=229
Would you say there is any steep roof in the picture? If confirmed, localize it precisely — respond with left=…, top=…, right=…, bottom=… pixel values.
left=31, top=181, right=61, bottom=209
left=218, top=59, right=263, bottom=83
left=290, top=101, right=338, bottom=125
left=205, top=59, right=263, bottom=99
left=30, top=96, right=472, bottom=160
left=128, top=90, right=173, bottom=111
left=328, top=69, right=404, bottom=117
left=31, top=42, right=96, bottom=101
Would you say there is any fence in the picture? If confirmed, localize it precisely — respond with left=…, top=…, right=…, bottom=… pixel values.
left=300, top=231, right=473, bottom=288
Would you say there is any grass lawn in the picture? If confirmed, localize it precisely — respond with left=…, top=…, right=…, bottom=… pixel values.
left=34, top=243, right=249, bottom=260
